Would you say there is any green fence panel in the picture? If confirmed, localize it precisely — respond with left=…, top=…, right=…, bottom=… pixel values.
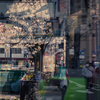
left=0, top=64, right=1, bottom=70
left=0, top=70, right=26, bottom=92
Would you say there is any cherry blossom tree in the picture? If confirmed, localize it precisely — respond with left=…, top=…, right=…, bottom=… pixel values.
left=0, top=0, right=54, bottom=71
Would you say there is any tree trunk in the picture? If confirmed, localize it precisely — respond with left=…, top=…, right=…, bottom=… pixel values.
left=35, top=53, right=37, bottom=73
left=40, top=46, right=44, bottom=72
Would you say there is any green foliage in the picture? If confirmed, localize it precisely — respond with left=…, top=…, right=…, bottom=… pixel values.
left=47, top=34, right=52, bottom=37
left=39, top=80, right=47, bottom=90
left=14, top=98, right=18, bottom=100
left=3, top=27, right=7, bottom=32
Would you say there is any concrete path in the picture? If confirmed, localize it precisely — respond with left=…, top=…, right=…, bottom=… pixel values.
left=0, top=93, right=20, bottom=100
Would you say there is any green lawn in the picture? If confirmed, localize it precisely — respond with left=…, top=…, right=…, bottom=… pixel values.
left=39, top=77, right=87, bottom=100
left=64, top=78, right=86, bottom=100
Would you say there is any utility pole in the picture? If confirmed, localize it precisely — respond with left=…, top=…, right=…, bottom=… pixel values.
left=89, top=0, right=98, bottom=66
left=65, top=28, right=70, bottom=68
left=65, top=18, right=76, bottom=68
left=10, top=46, right=12, bottom=63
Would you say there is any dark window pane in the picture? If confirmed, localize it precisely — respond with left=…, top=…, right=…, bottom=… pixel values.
left=59, top=43, right=64, bottom=49
left=0, top=48, right=4, bottom=53
left=12, top=48, right=21, bottom=54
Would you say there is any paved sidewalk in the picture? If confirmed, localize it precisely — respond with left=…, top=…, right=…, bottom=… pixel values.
left=42, top=87, right=62, bottom=100
left=0, top=93, right=20, bottom=100
left=43, top=91, right=62, bottom=100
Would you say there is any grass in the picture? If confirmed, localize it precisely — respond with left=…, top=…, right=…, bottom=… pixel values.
left=38, top=77, right=87, bottom=100
left=64, top=78, right=86, bottom=100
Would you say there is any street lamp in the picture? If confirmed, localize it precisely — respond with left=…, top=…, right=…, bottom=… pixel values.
left=65, top=29, right=70, bottom=68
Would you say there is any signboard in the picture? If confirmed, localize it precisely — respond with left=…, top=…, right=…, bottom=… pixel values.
left=79, top=55, right=85, bottom=59
left=79, top=50, right=85, bottom=59
left=43, top=56, right=55, bottom=72
left=18, top=61, right=24, bottom=67
left=94, top=62, right=100, bottom=68
left=80, top=60, right=83, bottom=68
left=69, top=49, right=74, bottom=55
left=56, top=52, right=64, bottom=66
left=92, top=51, right=96, bottom=57
left=60, top=0, right=67, bottom=15
left=1, top=64, right=11, bottom=70
left=97, top=46, right=100, bottom=50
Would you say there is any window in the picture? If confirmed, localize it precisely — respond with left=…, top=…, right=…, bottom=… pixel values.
left=0, top=12, right=4, bottom=17
left=59, top=43, right=64, bottom=49
left=0, top=48, right=4, bottom=53
left=12, top=48, right=21, bottom=54
left=82, top=16, right=87, bottom=23
left=85, top=0, right=90, bottom=9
